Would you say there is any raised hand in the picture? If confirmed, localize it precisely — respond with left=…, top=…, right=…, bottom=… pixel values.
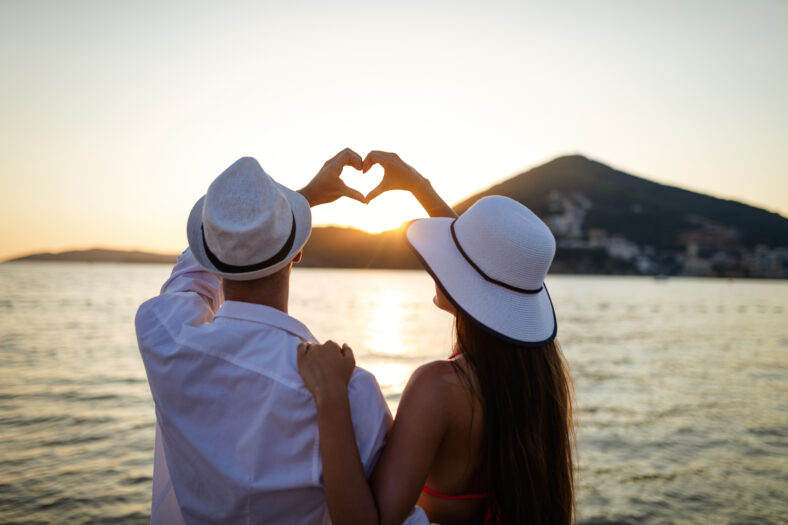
left=298, top=148, right=366, bottom=207
left=362, top=150, right=427, bottom=203
left=363, top=150, right=458, bottom=218
left=297, top=340, right=356, bottom=403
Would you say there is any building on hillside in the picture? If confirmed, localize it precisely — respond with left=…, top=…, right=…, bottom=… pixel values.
left=543, top=191, right=590, bottom=238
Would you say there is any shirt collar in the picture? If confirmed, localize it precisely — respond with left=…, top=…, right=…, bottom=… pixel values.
left=215, top=300, right=317, bottom=342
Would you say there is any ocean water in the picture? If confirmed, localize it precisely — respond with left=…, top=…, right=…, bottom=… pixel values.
left=0, top=262, right=786, bottom=524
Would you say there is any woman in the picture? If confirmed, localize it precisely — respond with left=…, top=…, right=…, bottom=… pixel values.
left=298, top=151, right=575, bottom=525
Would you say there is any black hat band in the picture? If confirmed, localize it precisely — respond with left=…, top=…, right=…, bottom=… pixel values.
left=202, top=212, right=297, bottom=274
left=450, top=219, right=543, bottom=294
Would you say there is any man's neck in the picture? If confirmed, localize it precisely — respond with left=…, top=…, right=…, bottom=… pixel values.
left=222, top=281, right=290, bottom=314
left=226, top=294, right=289, bottom=313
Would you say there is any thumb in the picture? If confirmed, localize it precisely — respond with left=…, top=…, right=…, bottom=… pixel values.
left=297, top=341, right=310, bottom=365
left=365, top=182, right=387, bottom=203
left=363, top=151, right=387, bottom=173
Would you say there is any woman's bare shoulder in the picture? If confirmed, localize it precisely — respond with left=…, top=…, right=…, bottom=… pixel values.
left=403, top=358, right=471, bottom=406
left=409, top=359, right=461, bottom=386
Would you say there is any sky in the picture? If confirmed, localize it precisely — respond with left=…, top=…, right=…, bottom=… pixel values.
left=1, top=0, right=786, bottom=259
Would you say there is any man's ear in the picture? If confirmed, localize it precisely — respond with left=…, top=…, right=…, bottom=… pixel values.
left=292, top=250, right=303, bottom=264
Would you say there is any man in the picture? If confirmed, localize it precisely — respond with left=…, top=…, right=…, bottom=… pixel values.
left=135, top=150, right=392, bottom=524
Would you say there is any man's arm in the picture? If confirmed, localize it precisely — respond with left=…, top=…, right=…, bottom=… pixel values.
left=158, top=248, right=223, bottom=309
left=347, top=367, right=394, bottom=477
left=135, top=248, right=222, bottom=358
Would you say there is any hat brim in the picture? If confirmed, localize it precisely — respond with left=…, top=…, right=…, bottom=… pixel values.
left=406, top=217, right=557, bottom=346
left=186, top=182, right=312, bottom=281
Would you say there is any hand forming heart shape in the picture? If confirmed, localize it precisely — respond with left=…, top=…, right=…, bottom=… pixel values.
left=300, top=148, right=426, bottom=208
left=338, top=163, right=384, bottom=202
left=361, top=150, right=426, bottom=203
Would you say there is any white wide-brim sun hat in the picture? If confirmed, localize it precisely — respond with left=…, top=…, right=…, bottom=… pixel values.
left=406, top=195, right=557, bottom=346
left=187, top=157, right=312, bottom=280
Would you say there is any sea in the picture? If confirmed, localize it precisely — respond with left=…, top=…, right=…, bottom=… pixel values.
left=0, top=262, right=786, bottom=524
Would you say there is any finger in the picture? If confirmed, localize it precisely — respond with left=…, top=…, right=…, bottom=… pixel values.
left=341, top=344, right=356, bottom=368
left=338, top=182, right=366, bottom=204
left=347, top=150, right=364, bottom=171
left=337, top=148, right=363, bottom=171
left=363, top=150, right=391, bottom=173
left=365, top=182, right=387, bottom=203
left=297, top=342, right=310, bottom=365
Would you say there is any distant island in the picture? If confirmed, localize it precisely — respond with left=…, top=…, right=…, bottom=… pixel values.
left=6, top=155, right=788, bottom=278
left=7, top=248, right=177, bottom=264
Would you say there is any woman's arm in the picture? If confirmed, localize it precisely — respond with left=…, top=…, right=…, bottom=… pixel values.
left=297, top=341, right=379, bottom=525
left=298, top=344, right=450, bottom=525
left=362, top=151, right=458, bottom=219
left=371, top=362, right=449, bottom=525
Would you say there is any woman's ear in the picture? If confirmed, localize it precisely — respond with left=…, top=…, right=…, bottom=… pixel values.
left=292, top=251, right=303, bottom=264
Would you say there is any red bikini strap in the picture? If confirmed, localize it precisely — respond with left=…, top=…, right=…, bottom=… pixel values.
left=422, top=485, right=487, bottom=500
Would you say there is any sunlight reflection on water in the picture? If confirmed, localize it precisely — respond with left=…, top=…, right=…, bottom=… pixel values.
left=363, top=286, right=410, bottom=357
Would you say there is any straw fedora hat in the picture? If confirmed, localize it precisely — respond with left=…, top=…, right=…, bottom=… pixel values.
left=406, top=195, right=557, bottom=346
left=187, top=157, right=312, bottom=280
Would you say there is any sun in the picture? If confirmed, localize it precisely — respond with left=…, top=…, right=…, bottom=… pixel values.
left=310, top=191, right=427, bottom=233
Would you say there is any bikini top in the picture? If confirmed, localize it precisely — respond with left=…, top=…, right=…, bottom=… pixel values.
left=422, top=485, right=487, bottom=500
left=422, top=486, right=498, bottom=525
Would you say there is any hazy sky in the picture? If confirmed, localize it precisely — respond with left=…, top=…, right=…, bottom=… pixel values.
left=1, top=0, right=786, bottom=259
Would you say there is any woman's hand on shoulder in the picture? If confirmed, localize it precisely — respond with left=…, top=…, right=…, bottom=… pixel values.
left=297, top=340, right=356, bottom=405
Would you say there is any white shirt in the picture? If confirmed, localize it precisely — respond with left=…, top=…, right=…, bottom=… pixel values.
left=135, top=249, right=393, bottom=524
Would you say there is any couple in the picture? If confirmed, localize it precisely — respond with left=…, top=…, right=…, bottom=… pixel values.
left=135, top=149, right=575, bottom=525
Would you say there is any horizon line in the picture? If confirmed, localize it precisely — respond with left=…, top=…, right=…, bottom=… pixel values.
left=3, top=153, right=786, bottom=261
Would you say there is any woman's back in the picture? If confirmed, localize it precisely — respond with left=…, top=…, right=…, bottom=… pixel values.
left=370, top=356, right=487, bottom=525
left=413, top=357, right=486, bottom=524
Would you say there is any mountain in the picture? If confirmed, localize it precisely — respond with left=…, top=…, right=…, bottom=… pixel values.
left=300, top=227, right=419, bottom=269
left=455, top=155, right=788, bottom=250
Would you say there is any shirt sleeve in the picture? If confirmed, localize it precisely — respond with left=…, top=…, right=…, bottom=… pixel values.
left=346, top=367, right=394, bottom=478
left=136, top=250, right=221, bottom=524
left=159, top=248, right=223, bottom=311
left=135, top=248, right=222, bottom=388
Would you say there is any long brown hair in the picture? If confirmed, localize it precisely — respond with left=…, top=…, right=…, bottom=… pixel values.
left=453, top=312, right=575, bottom=525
